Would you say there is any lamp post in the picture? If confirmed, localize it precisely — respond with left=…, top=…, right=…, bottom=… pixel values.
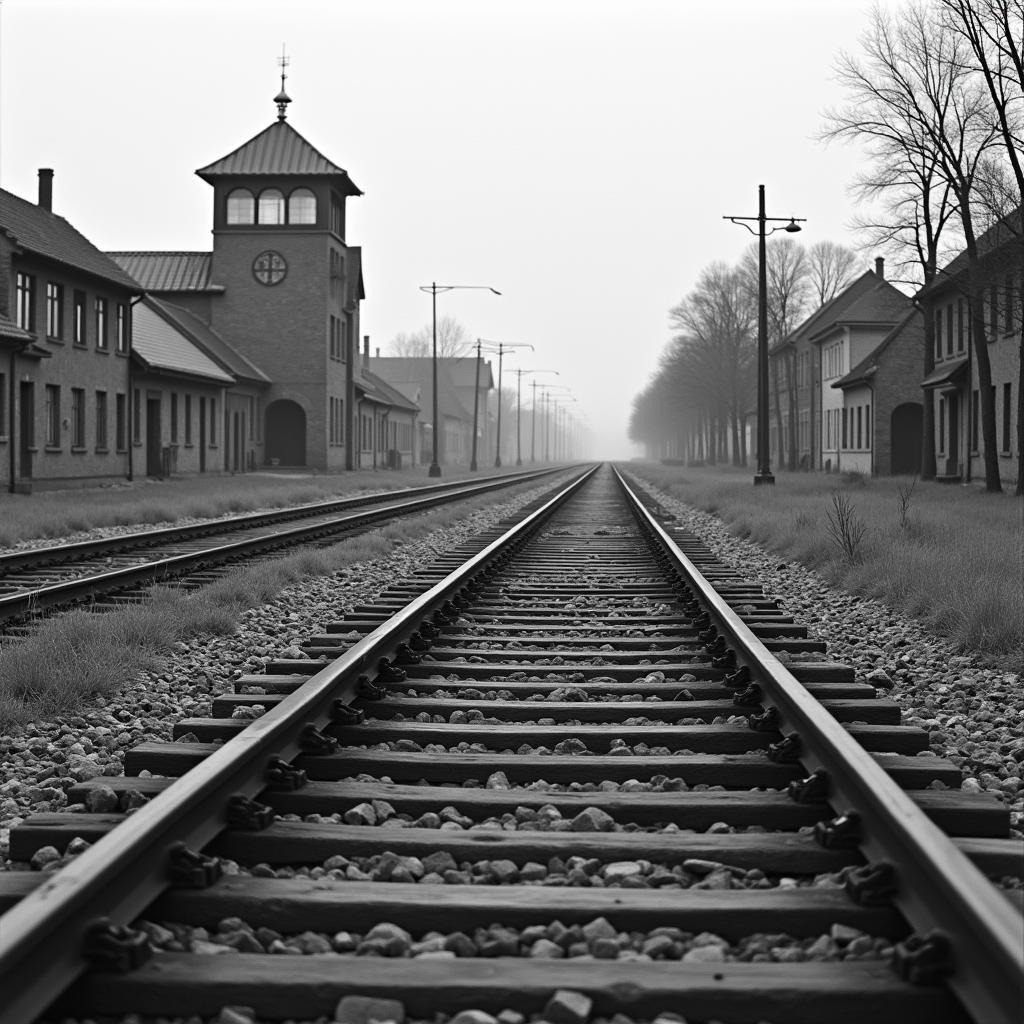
left=723, top=186, right=804, bottom=485
left=551, top=396, right=578, bottom=461
left=478, top=339, right=532, bottom=468
left=538, top=384, right=571, bottom=462
left=469, top=339, right=483, bottom=472
left=512, top=369, right=558, bottom=466
left=418, top=283, right=500, bottom=477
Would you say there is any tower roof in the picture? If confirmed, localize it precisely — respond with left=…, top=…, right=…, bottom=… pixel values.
left=195, top=119, right=362, bottom=194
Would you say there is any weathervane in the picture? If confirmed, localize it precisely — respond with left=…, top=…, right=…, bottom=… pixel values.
left=275, top=45, right=291, bottom=120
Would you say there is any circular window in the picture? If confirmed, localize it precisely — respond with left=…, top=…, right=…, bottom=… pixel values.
left=253, top=250, right=287, bottom=286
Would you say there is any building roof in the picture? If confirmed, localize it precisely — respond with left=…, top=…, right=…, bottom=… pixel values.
left=131, top=302, right=235, bottom=384
left=920, top=355, right=969, bottom=390
left=195, top=119, right=362, bottom=195
left=144, top=297, right=271, bottom=384
left=359, top=368, right=419, bottom=413
left=807, top=275, right=910, bottom=343
left=0, top=187, right=140, bottom=292
left=371, top=358, right=475, bottom=423
left=107, top=252, right=222, bottom=293
left=833, top=309, right=923, bottom=390
left=770, top=270, right=881, bottom=355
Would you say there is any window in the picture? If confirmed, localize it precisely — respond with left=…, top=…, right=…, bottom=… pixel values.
left=856, top=406, right=863, bottom=449
left=989, top=283, right=998, bottom=335
left=116, top=304, right=128, bottom=353
left=247, top=396, right=255, bottom=440
left=1005, top=276, right=1015, bottom=334
left=945, top=305, right=953, bottom=356
left=329, top=397, right=336, bottom=444
left=116, top=393, right=127, bottom=450
left=938, top=397, right=946, bottom=453
left=71, top=388, right=85, bottom=447
left=185, top=394, right=193, bottom=445
left=95, top=391, right=108, bottom=449
left=209, top=397, right=217, bottom=444
left=339, top=318, right=347, bottom=362
left=1003, top=382, right=1012, bottom=453
left=935, top=308, right=943, bottom=359
left=329, top=315, right=338, bottom=359
left=226, top=188, right=255, bottom=225
left=95, top=298, right=108, bottom=349
left=45, top=385, right=60, bottom=446
left=971, top=388, right=979, bottom=451
left=865, top=404, right=871, bottom=449
left=74, top=291, right=86, bottom=345
left=170, top=393, right=178, bottom=443
left=16, top=272, right=35, bottom=331
left=133, top=388, right=141, bottom=443
left=330, top=197, right=344, bottom=236
left=288, top=188, right=316, bottom=224
left=957, top=300, right=965, bottom=352
left=337, top=397, right=344, bottom=444
left=841, top=407, right=848, bottom=449
left=257, top=189, right=285, bottom=224
left=46, top=282, right=63, bottom=338
left=0, top=372, right=5, bottom=436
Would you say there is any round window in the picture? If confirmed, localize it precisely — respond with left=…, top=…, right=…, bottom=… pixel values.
left=252, top=250, right=287, bottom=286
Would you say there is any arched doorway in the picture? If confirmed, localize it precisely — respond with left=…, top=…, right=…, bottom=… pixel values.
left=890, top=402, right=923, bottom=475
left=265, top=400, right=306, bottom=466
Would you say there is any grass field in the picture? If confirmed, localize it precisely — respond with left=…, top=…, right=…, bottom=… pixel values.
left=0, top=464, right=543, bottom=549
left=628, top=463, right=1024, bottom=671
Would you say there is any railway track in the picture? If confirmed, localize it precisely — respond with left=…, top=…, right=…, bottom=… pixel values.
left=0, top=468, right=562, bottom=627
left=0, top=464, right=1020, bottom=1024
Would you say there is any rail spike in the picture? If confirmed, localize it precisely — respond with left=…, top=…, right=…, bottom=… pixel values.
left=732, top=683, right=763, bottom=708
left=723, top=665, right=751, bottom=690
left=264, top=755, right=308, bottom=790
left=844, top=860, right=898, bottom=906
left=375, top=658, right=407, bottom=683
left=358, top=674, right=390, bottom=700
left=747, top=705, right=780, bottom=732
left=330, top=700, right=366, bottom=725
left=393, top=642, right=421, bottom=666
left=788, top=767, right=830, bottom=803
left=83, top=919, right=152, bottom=972
left=814, top=810, right=862, bottom=849
left=893, top=931, right=955, bottom=985
left=298, top=723, right=339, bottom=755
left=167, top=841, right=222, bottom=889
left=711, top=650, right=737, bottom=670
left=767, top=733, right=802, bottom=763
left=226, top=794, right=275, bottom=831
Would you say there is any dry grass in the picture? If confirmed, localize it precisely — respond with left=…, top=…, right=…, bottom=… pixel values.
left=0, top=463, right=542, bottom=550
left=0, top=479, right=543, bottom=727
left=629, top=463, right=1024, bottom=671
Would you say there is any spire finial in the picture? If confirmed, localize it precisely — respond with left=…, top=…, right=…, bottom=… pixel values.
left=275, top=45, right=292, bottom=121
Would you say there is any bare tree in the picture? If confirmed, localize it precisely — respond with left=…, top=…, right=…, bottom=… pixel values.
left=939, top=0, right=1024, bottom=491
left=388, top=315, right=472, bottom=358
left=822, top=1, right=973, bottom=482
left=807, top=241, right=860, bottom=303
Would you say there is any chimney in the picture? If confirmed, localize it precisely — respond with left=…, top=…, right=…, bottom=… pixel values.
left=38, top=168, right=53, bottom=211
left=875, top=256, right=885, bottom=279
left=363, top=335, right=370, bottom=370
left=375, top=347, right=380, bottom=358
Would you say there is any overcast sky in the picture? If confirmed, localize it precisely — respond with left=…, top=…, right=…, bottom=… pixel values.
left=0, top=0, right=886, bottom=459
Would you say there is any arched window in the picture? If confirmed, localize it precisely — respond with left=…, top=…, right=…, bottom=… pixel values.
left=257, top=188, right=285, bottom=225
left=288, top=188, right=317, bottom=225
left=226, top=188, right=254, bottom=225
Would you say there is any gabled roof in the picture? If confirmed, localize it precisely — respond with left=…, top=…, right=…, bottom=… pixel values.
left=770, top=270, right=882, bottom=355
left=132, top=302, right=235, bottom=385
left=833, top=309, right=923, bottom=390
left=806, top=274, right=910, bottom=344
left=360, top=368, right=419, bottom=413
left=144, top=297, right=270, bottom=384
left=195, top=119, right=362, bottom=195
left=921, top=355, right=969, bottom=389
left=0, top=187, right=139, bottom=291
left=107, top=252, right=222, bottom=293
left=917, top=207, right=1024, bottom=298
left=371, top=358, right=475, bottom=422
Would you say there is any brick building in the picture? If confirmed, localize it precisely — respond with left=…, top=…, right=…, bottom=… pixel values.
left=917, top=213, right=1021, bottom=487
left=111, top=84, right=372, bottom=472
left=0, top=172, right=140, bottom=492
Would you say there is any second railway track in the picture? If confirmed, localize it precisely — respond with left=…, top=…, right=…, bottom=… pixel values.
left=0, top=464, right=1020, bottom=1024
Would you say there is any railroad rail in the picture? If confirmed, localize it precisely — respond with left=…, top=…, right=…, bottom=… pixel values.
left=0, top=467, right=564, bottom=624
left=0, top=463, right=1020, bottom=1024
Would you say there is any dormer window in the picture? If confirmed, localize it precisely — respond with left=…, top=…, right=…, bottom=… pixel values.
left=226, top=188, right=255, bottom=225
left=258, top=188, right=285, bottom=224
left=288, top=188, right=316, bottom=224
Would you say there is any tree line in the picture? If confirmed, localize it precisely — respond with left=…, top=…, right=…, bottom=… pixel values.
left=628, top=240, right=858, bottom=465
left=632, top=0, right=1023, bottom=493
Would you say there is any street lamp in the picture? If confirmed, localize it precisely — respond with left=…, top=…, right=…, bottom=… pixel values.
left=723, top=186, right=805, bottom=485
left=478, top=339, right=532, bottom=468
left=418, top=283, right=500, bottom=477
left=511, top=369, right=558, bottom=466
